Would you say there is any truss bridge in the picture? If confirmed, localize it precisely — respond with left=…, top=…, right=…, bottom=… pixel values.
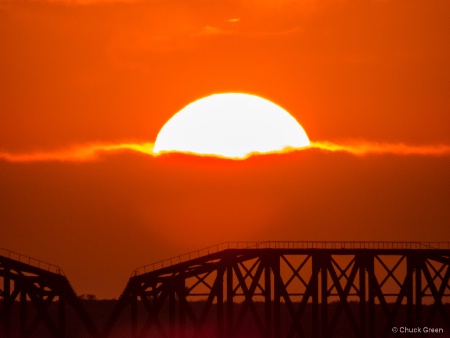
left=104, top=241, right=450, bottom=338
left=0, top=248, right=97, bottom=337
left=2, top=242, right=450, bottom=338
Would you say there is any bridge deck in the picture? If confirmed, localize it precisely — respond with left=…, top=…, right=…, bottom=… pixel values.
left=132, top=241, right=450, bottom=276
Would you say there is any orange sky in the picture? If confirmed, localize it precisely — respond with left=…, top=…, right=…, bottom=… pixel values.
left=1, top=0, right=449, bottom=298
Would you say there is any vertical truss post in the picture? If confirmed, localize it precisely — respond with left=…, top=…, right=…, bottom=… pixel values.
left=272, top=254, right=280, bottom=338
left=20, top=287, right=27, bottom=338
left=416, top=260, right=423, bottom=327
left=226, top=265, right=233, bottom=338
left=59, top=295, right=65, bottom=338
left=264, top=256, right=272, bottom=338
left=131, top=293, right=137, bottom=338
left=3, top=268, right=11, bottom=338
left=406, top=255, right=414, bottom=327
left=178, top=278, right=186, bottom=338
left=321, top=260, right=328, bottom=338
left=217, top=267, right=224, bottom=338
left=311, top=253, right=321, bottom=338
left=169, top=283, right=176, bottom=338
left=359, top=263, right=367, bottom=338
left=359, top=255, right=366, bottom=338
left=367, top=254, right=375, bottom=338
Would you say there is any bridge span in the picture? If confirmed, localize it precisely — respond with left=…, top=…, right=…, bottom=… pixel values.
left=104, top=241, right=450, bottom=338
left=2, top=242, right=450, bottom=338
left=0, top=248, right=97, bottom=337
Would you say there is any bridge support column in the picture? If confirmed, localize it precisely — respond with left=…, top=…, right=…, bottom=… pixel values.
left=217, top=267, right=224, bottom=338
left=263, top=257, right=271, bottom=338
left=310, top=253, right=330, bottom=338
left=359, top=255, right=367, bottom=338
left=59, top=295, right=65, bottom=338
left=20, top=287, right=27, bottom=338
left=178, top=278, right=186, bottom=338
left=406, top=255, right=414, bottom=328
left=367, top=255, right=375, bottom=338
left=3, top=268, right=11, bottom=338
left=312, top=254, right=321, bottom=338
left=131, top=293, right=137, bottom=338
left=321, top=259, right=328, bottom=338
left=226, top=265, right=233, bottom=338
left=273, top=255, right=280, bottom=338
left=169, top=284, right=176, bottom=338
left=415, top=261, right=422, bottom=327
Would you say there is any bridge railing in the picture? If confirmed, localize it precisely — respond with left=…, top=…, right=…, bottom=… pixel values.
left=0, top=248, right=64, bottom=275
left=258, top=241, right=450, bottom=250
left=132, top=242, right=262, bottom=276
left=132, top=241, right=450, bottom=276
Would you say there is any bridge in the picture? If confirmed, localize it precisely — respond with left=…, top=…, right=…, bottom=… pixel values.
left=1, top=242, right=450, bottom=337
left=0, top=248, right=97, bottom=337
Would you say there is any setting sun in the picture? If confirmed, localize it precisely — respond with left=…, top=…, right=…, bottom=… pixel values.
left=153, top=93, right=310, bottom=159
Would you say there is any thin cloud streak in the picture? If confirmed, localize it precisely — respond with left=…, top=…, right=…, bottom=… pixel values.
left=311, top=141, right=450, bottom=156
left=1, top=141, right=450, bottom=163
left=0, top=143, right=154, bottom=163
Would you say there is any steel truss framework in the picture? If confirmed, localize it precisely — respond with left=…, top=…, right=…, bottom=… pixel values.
left=0, top=252, right=97, bottom=338
left=1, top=244, right=449, bottom=338
left=104, top=246, right=450, bottom=338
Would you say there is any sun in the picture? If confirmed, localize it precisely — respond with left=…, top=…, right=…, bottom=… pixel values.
left=153, top=93, right=310, bottom=159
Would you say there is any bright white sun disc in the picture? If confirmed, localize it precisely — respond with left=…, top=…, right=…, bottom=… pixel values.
left=153, top=93, right=310, bottom=159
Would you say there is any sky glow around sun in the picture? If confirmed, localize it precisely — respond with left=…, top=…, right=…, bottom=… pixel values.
left=153, top=93, right=310, bottom=159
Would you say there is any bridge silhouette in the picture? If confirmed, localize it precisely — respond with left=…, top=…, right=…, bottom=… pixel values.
left=1, top=242, right=449, bottom=337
